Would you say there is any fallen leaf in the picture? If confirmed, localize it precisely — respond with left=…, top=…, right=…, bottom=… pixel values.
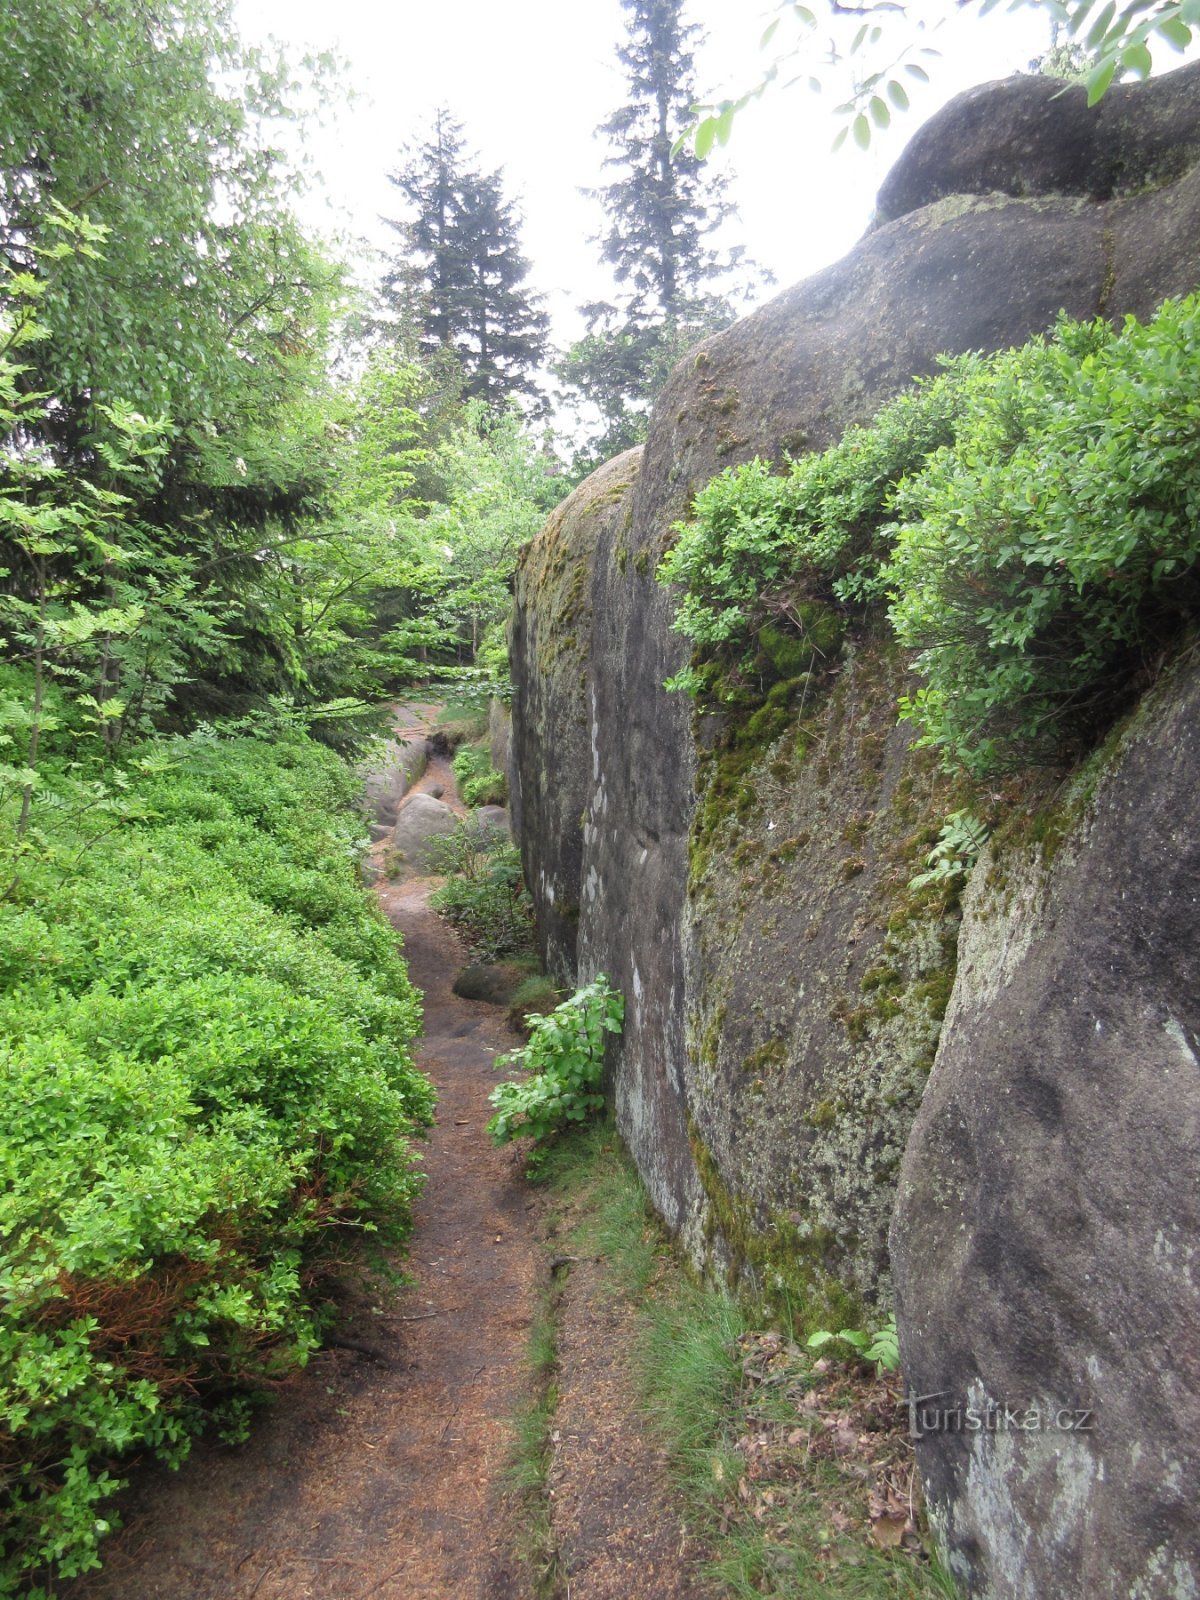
left=870, top=1514, right=906, bottom=1550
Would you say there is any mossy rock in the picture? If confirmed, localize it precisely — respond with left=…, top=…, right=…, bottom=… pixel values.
left=452, top=962, right=530, bottom=1007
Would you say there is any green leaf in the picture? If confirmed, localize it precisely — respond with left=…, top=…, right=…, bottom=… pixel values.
left=1121, top=39, right=1153, bottom=73
left=1157, top=14, right=1193, bottom=45
left=1067, top=0, right=1099, bottom=33
left=852, top=112, right=871, bottom=149
left=1086, top=56, right=1118, bottom=103
left=1085, top=0, right=1119, bottom=46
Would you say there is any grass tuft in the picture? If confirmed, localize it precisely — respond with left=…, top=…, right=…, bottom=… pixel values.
left=516, top=1119, right=959, bottom=1600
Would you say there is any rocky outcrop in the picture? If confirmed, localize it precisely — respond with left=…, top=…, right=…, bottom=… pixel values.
left=362, top=733, right=427, bottom=828
left=892, top=658, right=1200, bottom=1598
left=875, top=65, right=1200, bottom=223
left=510, top=448, right=642, bottom=987
left=512, top=62, right=1200, bottom=1595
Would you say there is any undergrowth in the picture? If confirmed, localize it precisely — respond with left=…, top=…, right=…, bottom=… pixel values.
left=488, top=977, right=624, bottom=1151
left=451, top=738, right=508, bottom=807
left=0, top=728, right=432, bottom=1596
left=427, top=820, right=534, bottom=962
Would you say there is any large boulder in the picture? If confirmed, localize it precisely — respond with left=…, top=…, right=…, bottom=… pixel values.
left=875, top=65, right=1200, bottom=223
left=512, top=61, right=1200, bottom=1589
left=514, top=61, right=1200, bottom=1279
left=362, top=735, right=428, bottom=827
left=389, top=792, right=459, bottom=877
left=892, top=656, right=1200, bottom=1598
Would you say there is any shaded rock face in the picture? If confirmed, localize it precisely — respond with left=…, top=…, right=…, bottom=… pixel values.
left=892, top=659, right=1200, bottom=1599
left=679, top=643, right=962, bottom=1313
left=510, top=449, right=643, bottom=987
left=512, top=62, right=1200, bottom=1585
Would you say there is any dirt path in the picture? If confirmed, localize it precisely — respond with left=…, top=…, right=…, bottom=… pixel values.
left=65, top=706, right=705, bottom=1600
left=68, top=713, right=540, bottom=1599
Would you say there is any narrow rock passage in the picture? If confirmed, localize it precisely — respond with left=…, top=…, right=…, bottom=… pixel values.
left=68, top=718, right=541, bottom=1600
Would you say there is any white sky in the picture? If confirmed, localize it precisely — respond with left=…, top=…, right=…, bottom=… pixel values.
left=230, top=0, right=1108, bottom=348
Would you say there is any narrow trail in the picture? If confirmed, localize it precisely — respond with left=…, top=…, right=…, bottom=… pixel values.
left=66, top=705, right=707, bottom=1600
left=69, top=711, right=541, bottom=1600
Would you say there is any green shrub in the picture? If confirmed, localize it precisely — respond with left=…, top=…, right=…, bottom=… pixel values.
left=660, top=294, right=1200, bottom=774
left=428, top=822, right=534, bottom=961
left=0, top=731, right=431, bottom=1593
left=487, top=976, right=625, bottom=1147
left=888, top=299, right=1200, bottom=770
left=450, top=738, right=508, bottom=807
left=656, top=365, right=967, bottom=687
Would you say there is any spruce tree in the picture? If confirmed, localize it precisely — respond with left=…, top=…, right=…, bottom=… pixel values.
left=381, top=110, right=549, bottom=410
left=559, top=0, right=767, bottom=474
left=593, top=0, right=735, bottom=324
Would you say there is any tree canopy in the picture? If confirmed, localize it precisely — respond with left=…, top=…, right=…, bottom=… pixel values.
left=380, top=109, right=550, bottom=411
left=557, top=0, right=769, bottom=476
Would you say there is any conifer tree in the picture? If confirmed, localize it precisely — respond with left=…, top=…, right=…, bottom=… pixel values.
left=381, top=110, right=549, bottom=410
left=594, top=0, right=735, bottom=324
left=559, top=0, right=767, bottom=473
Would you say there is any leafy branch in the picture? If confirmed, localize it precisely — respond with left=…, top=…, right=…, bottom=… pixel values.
left=681, top=0, right=1199, bottom=156
left=487, top=977, right=625, bottom=1148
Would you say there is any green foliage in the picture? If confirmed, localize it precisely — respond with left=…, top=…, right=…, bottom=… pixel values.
left=908, top=811, right=990, bottom=892
left=428, top=823, right=534, bottom=961
left=657, top=366, right=965, bottom=676
left=889, top=299, right=1200, bottom=769
left=451, top=739, right=508, bottom=807
left=418, top=402, right=566, bottom=659
left=0, top=3, right=441, bottom=742
left=0, top=728, right=430, bottom=1592
left=807, top=1314, right=901, bottom=1374
left=661, top=295, right=1200, bottom=774
left=487, top=978, right=625, bottom=1147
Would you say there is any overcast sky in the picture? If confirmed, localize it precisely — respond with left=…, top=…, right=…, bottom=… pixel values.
left=232, top=0, right=1070, bottom=347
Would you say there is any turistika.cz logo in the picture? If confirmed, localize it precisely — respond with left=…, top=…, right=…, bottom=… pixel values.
left=904, top=1393, right=1096, bottom=1441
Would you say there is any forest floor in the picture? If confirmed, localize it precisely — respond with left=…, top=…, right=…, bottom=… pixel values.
left=64, top=705, right=707, bottom=1600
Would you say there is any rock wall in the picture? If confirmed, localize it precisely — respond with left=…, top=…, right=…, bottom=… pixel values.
left=510, top=448, right=642, bottom=986
left=511, top=63, right=1200, bottom=1595
left=892, top=658, right=1200, bottom=1597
